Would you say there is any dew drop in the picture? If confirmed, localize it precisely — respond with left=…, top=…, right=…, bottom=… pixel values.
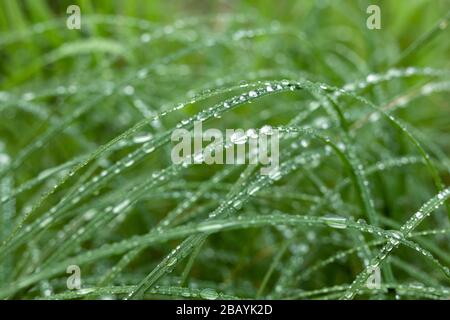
left=300, top=139, right=309, bottom=148
left=0, top=153, right=11, bottom=166
left=113, top=199, right=130, bottom=214
left=239, top=80, right=249, bottom=87
left=71, top=196, right=80, bottom=204
left=337, top=142, right=346, bottom=151
left=366, top=74, right=379, bottom=83
left=22, top=92, right=35, bottom=101
left=124, top=160, right=134, bottom=167
left=200, top=288, right=219, bottom=300
left=78, top=288, right=95, bottom=295
left=314, top=117, right=330, bottom=129
left=323, top=215, right=347, bottom=229
left=232, top=199, right=243, bottom=209
left=369, top=112, right=381, bottom=122
left=39, top=217, right=53, bottom=228
left=268, top=169, right=282, bottom=181
left=133, top=134, right=153, bottom=143
left=143, top=143, right=155, bottom=154
left=140, top=33, right=152, bottom=43
left=167, top=256, right=178, bottom=267
left=137, top=68, right=148, bottom=79
left=388, top=230, right=403, bottom=245
left=247, top=185, right=260, bottom=195
left=123, top=85, right=135, bottom=96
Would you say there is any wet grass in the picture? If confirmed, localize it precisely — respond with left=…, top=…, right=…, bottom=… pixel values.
left=0, top=0, right=449, bottom=300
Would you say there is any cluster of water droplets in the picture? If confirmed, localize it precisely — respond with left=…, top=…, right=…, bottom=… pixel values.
left=337, top=67, right=444, bottom=98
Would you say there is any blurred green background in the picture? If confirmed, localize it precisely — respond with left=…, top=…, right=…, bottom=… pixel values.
left=1, top=0, right=449, bottom=87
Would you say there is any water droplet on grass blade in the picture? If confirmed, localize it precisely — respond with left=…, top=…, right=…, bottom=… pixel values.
left=140, top=33, right=151, bottom=43
left=0, top=153, right=11, bottom=166
left=22, top=92, right=35, bottom=101
left=143, top=143, right=155, bottom=154
left=388, top=230, right=403, bottom=245
left=71, top=197, right=80, bottom=204
left=200, top=288, right=219, bottom=300
left=124, top=160, right=134, bottom=167
left=133, top=134, right=153, bottom=143
left=123, top=85, right=135, bottom=96
left=366, top=74, right=379, bottom=83
left=249, top=90, right=258, bottom=97
left=268, top=169, right=282, bottom=181
left=247, top=185, right=260, bottom=195
left=78, top=288, right=95, bottom=295
left=167, top=257, right=178, bottom=267
left=323, top=216, right=347, bottom=229
left=232, top=198, right=243, bottom=209
left=300, top=139, right=309, bottom=147
left=137, top=68, right=148, bottom=79
left=113, top=199, right=130, bottom=214
left=369, top=112, right=381, bottom=122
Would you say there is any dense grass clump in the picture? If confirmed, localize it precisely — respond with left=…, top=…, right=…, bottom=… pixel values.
left=0, top=0, right=449, bottom=300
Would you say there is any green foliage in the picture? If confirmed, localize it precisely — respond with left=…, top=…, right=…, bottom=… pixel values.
left=0, top=0, right=449, bottom=300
